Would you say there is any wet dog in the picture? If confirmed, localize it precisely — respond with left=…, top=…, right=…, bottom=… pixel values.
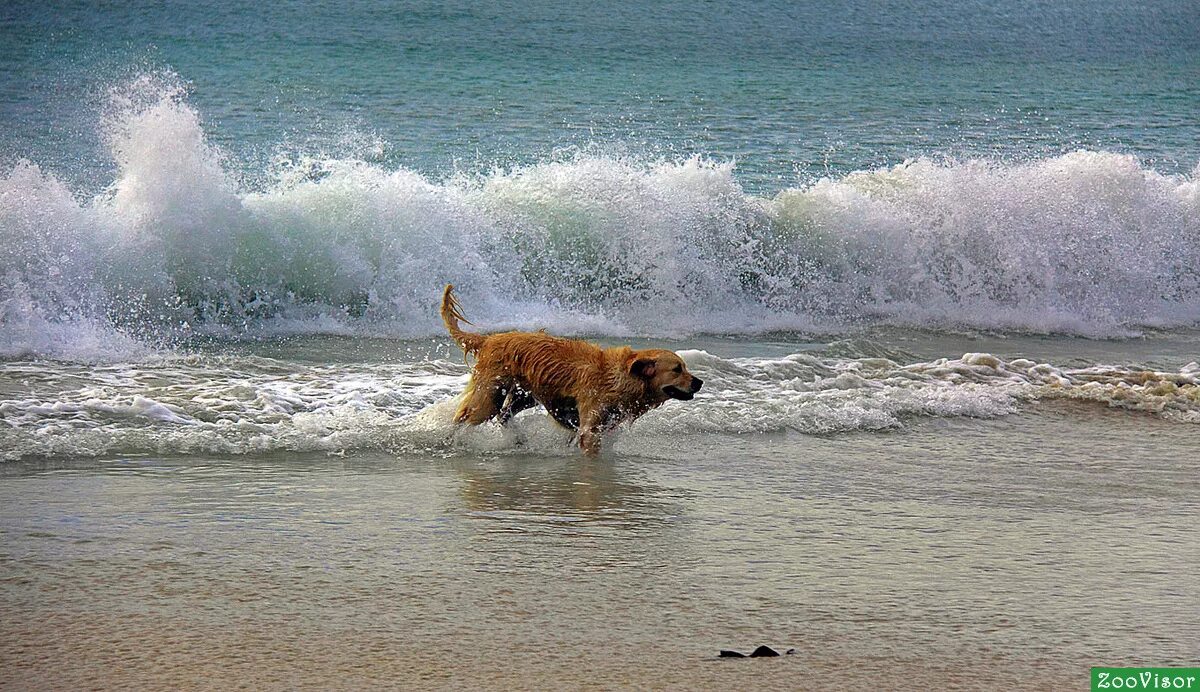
left=439, top=284, right=703, bottom=455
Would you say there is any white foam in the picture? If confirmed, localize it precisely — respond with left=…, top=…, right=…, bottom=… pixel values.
left=2, top=76, right=1200, bottom=361
left=1, top=350, right=1195, bottom=462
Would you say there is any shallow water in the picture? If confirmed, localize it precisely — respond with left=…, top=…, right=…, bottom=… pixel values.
left=2, top=332, right=1197, bottom=461
left=2, top=401, right=1196, bottom=689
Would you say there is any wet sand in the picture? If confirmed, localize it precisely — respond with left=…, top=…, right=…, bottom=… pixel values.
left=2, top=403, right=1197, bottom=690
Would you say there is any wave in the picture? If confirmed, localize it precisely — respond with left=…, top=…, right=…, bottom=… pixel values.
left=1, top=351, right=1196, bottom=462
left=3, top=76, right=1200, bottom=360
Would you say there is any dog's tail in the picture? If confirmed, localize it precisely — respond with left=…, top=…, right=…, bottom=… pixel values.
left=440, top=284, right=486, bottom=356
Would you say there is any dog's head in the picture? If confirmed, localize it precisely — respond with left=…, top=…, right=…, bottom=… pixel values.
left=628, top=349, right=704, bottom=401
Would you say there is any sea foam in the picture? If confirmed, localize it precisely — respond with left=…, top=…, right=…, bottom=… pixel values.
left=2, top=79, right=1199, bottom=360
left=1, top=351, right=1195, bottom=462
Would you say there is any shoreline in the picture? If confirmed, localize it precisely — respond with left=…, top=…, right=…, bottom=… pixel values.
left=3, top=405, right=1196, bottom=689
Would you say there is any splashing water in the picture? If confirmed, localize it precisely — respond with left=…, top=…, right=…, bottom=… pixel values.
left=1, top=347, right=1196, bottom=462
left=2, top=78, right=1199, bottom=361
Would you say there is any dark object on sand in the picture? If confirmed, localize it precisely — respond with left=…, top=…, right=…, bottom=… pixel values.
left=718, top=645, right=783, bottom=658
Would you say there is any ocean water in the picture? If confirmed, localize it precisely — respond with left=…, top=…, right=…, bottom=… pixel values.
left=2, top=0, right=1199, bottom=688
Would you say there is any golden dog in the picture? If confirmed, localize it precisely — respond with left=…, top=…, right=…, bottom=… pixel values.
left=440, top=284, right=703, bottom=455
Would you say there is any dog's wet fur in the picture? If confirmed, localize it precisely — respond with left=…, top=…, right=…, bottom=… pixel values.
left=440, top=284, right=703, bottom=455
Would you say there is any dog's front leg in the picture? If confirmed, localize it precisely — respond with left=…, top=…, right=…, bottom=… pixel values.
left=576, top=404, right=603, bottom=456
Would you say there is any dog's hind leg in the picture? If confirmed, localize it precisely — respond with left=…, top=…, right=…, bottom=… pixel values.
left=496, top=384, right=536, bottom=425
left=455, top=376, right=502, bottom=425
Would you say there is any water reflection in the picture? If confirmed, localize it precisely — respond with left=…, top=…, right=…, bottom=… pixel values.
left=447, top=455, right=692, bottom=576
left=452, top=456, right=677, bottom=522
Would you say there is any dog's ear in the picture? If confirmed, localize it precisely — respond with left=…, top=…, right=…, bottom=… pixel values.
left=630, top=358, right=656, bottom=379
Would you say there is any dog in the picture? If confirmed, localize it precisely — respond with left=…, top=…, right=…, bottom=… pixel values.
left=439, top=284, right=703, bottom=455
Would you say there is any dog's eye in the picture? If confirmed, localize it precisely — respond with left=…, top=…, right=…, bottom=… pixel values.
left=673, top=365, right=682, bottom=373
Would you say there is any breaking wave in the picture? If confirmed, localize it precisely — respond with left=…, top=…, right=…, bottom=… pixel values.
left=3, top=76, right=1200, bottom=360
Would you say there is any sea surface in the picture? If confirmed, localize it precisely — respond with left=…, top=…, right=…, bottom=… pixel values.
left=1, top=0, right=1198, bottom=688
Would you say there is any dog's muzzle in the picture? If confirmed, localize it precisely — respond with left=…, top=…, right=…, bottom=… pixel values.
left=665, top=377, right=702, bottom=400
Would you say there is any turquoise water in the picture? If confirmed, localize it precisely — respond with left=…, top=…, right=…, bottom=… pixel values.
left=4, top=0, right=1199, bottom=193
left=3, top=0, right=1199, bottom=346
